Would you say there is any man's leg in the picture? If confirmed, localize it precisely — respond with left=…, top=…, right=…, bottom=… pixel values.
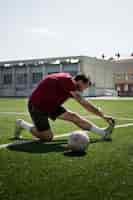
left=14, top=119, right=53, bottom=141
left=14, top=101, right=53, bottom=141
left=58, top=111, right=114, bottom=137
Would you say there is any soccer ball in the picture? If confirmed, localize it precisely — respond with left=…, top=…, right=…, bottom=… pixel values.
left=67, top=131, right=89, bottom=152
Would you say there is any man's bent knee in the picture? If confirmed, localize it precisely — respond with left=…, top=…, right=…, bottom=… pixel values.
left=32, top=128, right=53, bottom=142
left=39, top=132, right=53, bottom=142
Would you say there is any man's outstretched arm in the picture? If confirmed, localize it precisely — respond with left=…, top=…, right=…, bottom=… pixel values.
left=70, top=91, right=113, bottom=124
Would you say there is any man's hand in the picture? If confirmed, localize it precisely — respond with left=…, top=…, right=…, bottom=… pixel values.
left=103, top=115, right=114, bottom=125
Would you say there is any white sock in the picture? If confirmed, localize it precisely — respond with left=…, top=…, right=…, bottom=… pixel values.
left=90, top=125, right=106, bottom=136
left=20, top=120, right=34, bottom=132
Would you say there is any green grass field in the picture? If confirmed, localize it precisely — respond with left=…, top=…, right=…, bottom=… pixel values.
left=0, top=98, right=133, bottom=200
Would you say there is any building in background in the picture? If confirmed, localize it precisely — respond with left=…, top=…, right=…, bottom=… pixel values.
left=0, top=55, right=133, bottom=97
left=114, top=57, right=133, bottom=96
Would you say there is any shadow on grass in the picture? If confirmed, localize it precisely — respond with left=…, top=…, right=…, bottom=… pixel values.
left=64, top=150, right=87, bottom=157
left=7, top=139, right=67, bottom=154
left=7, top=137, right=111, bottom=157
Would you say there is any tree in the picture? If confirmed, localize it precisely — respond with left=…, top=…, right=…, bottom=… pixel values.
left=101, top=53, right=105, bottom=59
left=115, top=52, right=120, bottom=59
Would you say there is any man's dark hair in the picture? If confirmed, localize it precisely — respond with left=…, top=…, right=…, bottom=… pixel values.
left=74, top=73, right=92, bottom=86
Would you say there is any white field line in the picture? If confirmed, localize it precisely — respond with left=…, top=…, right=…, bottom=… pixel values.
left=114, top=117, right=133, bottom=121
left=0, top=111, right=133, bottom=121
left=86, top=115, right=133, bottom=121
left=86, top=97, right=133, bottom=100
left=115, top=123, right=133, bottom=128
left=0, top=123, right=133, bottom=150
left=0, top=112, right=28, bottom=116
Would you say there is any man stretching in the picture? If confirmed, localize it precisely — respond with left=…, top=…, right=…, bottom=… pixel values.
left=14, top=73, right=115, bottom=141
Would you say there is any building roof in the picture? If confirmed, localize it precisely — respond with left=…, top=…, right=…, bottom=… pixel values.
left=0, top=55, right=86, bottom=67
left=113, top=57, right=133, bottom=64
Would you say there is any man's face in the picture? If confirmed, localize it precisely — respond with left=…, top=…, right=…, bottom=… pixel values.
left=76, top=80, right=90, bottom=92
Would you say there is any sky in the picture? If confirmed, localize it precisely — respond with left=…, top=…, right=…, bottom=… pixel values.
left=0, top=0, right=133, bottom=61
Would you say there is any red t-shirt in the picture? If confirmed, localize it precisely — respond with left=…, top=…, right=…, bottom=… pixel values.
left=29, top=73, right=76, bottom=112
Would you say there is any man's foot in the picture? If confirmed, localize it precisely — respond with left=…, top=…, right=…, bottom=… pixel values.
left=103, top=119, right=115, bottom=140
left=14, top=119, right=24, bottom=139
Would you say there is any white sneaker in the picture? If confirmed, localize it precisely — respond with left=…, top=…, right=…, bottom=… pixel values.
left=103, top=119, right=115, bottom=140
left=14, top=119, right=24, bottom=139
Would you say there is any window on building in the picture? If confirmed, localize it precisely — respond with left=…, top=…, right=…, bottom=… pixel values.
left=124, top=84, right=128, bottom=92
left=115, top=74, right=120, bottom=80
left=3, top=73, right=12, bottom=84
left=16, top=73, right=27, bottom=85
left=115, top=73, right=125, bottom=81
left=47, top=72, right=59, bottom=75
left=130, top=74, right=133, bottom=80
left=117, top=86, right=121, bottom=91
left=61, top=71, right=78, bottom=76
left=69, top=71, right=78, bottom=76
left=32, top=72, right=43, bottom=84
left=125, top=73, right=128, bottom=81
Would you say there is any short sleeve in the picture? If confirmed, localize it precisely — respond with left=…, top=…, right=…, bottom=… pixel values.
left=59, top=77, right=76, bottom=94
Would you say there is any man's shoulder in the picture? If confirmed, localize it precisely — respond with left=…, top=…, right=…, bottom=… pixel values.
left=55, top=72, right=72, bottom=78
